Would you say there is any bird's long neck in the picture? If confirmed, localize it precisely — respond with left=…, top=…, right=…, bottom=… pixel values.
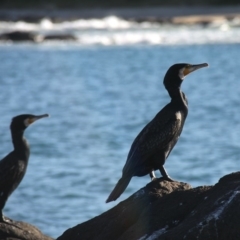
left=167, top=87, right=187, bottom=107
left=11, top=130, right=30, bottom=160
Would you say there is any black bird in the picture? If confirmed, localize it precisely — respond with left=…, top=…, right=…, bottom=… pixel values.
left=0, top=114, right=49, bottom=221
left=106, top=63, right=208, bottom=203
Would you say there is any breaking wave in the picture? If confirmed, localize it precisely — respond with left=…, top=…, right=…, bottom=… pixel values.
left=1, top=16, right=240, bottom=45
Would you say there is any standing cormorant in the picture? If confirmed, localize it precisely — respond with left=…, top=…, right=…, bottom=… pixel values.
left=0, top=114, right=49, bottom=221
left=106, top=63, right=208, bottom=203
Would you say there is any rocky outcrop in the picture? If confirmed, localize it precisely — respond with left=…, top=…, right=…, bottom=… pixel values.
left=0, top=31, right=35, bottom=41
left=1, top=172, right=239, bottom=239
left=0, top=31, right=77, bottom=42
left=43, top=34, right=76, bottom=41
left=0, top=217, right=53, bottom=240
left=57, top=172, right=240, bottom=240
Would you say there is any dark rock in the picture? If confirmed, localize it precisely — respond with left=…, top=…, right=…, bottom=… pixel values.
left=0, top=217, right=53, bottom=240
left=0, top=31, right=35, bottom=41
left=57, top=172, right=240, bottom=240
left=43, top=34, right=76, bottom=41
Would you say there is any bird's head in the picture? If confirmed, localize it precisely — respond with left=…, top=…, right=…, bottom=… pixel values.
left=163, top=63, right=208, bottom=89
left=10, top=114, right=49, bottom=131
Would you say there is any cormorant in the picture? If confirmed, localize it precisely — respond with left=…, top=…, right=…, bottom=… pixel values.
left=106, top=63, right=208, bottom=203
left=0, top=114, right=49, bottom=221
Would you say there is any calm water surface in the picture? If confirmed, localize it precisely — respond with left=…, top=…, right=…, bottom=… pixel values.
left=0, top=43, right=239, bottom=238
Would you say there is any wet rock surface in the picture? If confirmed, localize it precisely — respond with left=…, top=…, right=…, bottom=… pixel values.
left=57, top=172, right=240, bottom=240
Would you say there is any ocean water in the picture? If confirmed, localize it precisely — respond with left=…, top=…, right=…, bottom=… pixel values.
left=0, top=17, right=240, bottom=238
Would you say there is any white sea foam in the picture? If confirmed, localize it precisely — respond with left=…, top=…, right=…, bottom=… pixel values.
left=1, top=16, right=240, bottom=45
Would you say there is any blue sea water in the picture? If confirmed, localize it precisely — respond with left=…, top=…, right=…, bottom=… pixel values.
left=0, top=35, right=240, bottom=237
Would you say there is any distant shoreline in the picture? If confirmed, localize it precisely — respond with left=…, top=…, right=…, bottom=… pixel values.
left=0, top=6, right=240, bottom=24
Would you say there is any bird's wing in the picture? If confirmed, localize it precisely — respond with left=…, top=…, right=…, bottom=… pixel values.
left=123, top=106, right=182, bottom=175
left=0, top=152, right=19, bottom=192
left=126, top=104, right=176, bottom=159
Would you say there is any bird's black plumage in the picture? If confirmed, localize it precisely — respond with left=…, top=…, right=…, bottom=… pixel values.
left=0, top=114, right=48, bottom=221
left=106, top=63, right=208, bottom=203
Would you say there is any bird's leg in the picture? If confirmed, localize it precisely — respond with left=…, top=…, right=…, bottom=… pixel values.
left=149, top=171, right=156, bottom=181
left=0, top=211, right=10, bottom=223
left=0, top=198, right=8, bottom=223
left=159, top=166, right=175, bottom=182
left=0, top=211, right=4, bottom=222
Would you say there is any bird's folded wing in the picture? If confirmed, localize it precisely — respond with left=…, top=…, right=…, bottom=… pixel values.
left=0, top=153, right=19, bottom=189
left=123, top=110, right=181, bottom=175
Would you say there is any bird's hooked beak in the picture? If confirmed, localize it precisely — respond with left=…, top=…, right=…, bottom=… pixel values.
left=25, top=114, right=49, bottom=126
left=183, top=63, right=209, bottom=77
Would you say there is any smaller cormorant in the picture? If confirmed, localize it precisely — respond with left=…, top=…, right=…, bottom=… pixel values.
left=0, top=114, right=49, bottom=222
left=106, top=63, right=208, bottom=203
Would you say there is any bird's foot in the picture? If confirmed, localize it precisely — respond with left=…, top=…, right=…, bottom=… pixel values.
left=164, top=176, right=175, bottom=182
left=0, top=214, right=7, bottom=223
left=151, top=176, right=157, bottom=181
left=159, top=166, right=175, bottom=182
left=0, top=214, right=14, bottom=223
left=159, top=176, right=175, bottom=182
left=150, top=171, right=157, bottom=181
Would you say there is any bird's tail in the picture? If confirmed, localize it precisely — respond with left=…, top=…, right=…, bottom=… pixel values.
left=106, top=176, right=132, bottom=203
